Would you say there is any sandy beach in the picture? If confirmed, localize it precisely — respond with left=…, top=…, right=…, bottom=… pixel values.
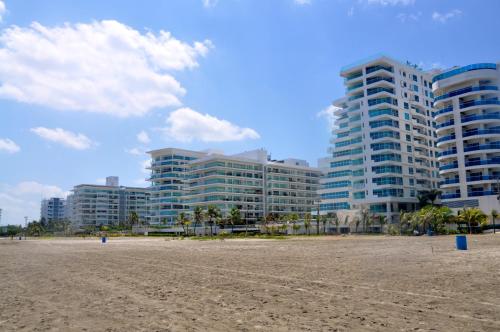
left=1, top=235, right=499, bottom=331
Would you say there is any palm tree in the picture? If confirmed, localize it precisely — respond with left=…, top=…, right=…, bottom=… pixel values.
left=491, top=209, right=498, bottom=234
left=229, top=207, right=241, bottom=234
left=416, top=193, right=430, bottom=208
left=360, top=208, right=370, bottom=233
left=322, top=214, right=330, bottom=234
left=426, top=189, right=441, bottom=206
left=289, top=213, right=299, bottom=235
left=129, top=211, right=140, bottom=228
left=378, top=215, right=387, bottom=234
left=176, top=212, right=190, bottom=236
left=192, top=206, right=203, bottom=236
left=304, top=213, right=312, bottom=235
left=206, top=205, right=220, bottom=236
left=354, top=216, right=361, bottom=233
left=342, top=215, right=349, bottom=234
left=458, top=208, right=488, bottom=234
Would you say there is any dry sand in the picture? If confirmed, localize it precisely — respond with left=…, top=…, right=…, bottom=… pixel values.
left=0, top=235, right=499, bottom=331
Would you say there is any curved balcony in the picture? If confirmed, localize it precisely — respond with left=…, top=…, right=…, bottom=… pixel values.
left=433, top=63, right=497, bottom=83
left=460, top=99, right=500, bottom=109
left=366, top=76, right=394, bottom=87
left=441, top=193, right=461, bottom=200
left=438, top=148, right=458, bottom=158
left=437, top=134, right=456, bottom=144
left=434, top=106, right=454, bottom=121
left=439, top=178, right=460, bottom=186
left=437, top=120, right=455, bottom=129
left=464, top=158, right=500, bottom=167
left=463, top=142, right=500, bottom=153
left=439, top=162, right=459, bottom=171
left=434, top=85, right=498, bottom=102
left=462, top=128, right=500, bottom=138
left=461, top=113, right=500, bottom=123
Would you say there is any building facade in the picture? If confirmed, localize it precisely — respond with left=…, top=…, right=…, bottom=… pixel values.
left=147, top=148, right=321, bottom=225
left=40, top=197, right=66, bottom=224
left=71, top=177, right=150, bottom=227
left=432, top=62, right=500, bottom=214
left=320, top=55, right=440, bottom=222
left=147, top=148, right=208, bottom=225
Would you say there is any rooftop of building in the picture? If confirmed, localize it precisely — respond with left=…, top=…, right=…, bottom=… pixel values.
left=340, top=53, right=429, bottom=77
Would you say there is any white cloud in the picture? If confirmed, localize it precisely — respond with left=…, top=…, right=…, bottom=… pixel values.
left=125, top=147, right=143, bottom=156
left=161, top=107, right=260, bottom=143
left=0, top=20, right=213, bottom=117
left=0, top=1, right=6, bottom=23
left=137, top=130, right=151, bottom=144
left=397, top=11, right=422, bottom=23
left=202, top=0, right=218, bottom=8
left=0, top=138, right=20, bottom=153
left=95, top=178, right=106, bottom=185
left=347, top=7, right=355, bottom=16
left=31, top=127, right=95, bottom=150
left=0, top=181, right=68, bottom=225
left=317, top=104, right=340, bottom=130
left=366, top=0, right=415, bottom=5
left=294, top=0, right=311, bottom=5
left=432, top=9, right=462, bottom=23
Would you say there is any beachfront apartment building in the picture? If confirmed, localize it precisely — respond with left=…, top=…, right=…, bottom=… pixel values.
left=432, top=62, right=500, bottom=214
left=40, top=197, right=66, bottom=224
left=147, top=148, right=209, bottom=225
left=147, top=148, right=321, bottom=225
left=70, top=177, right=150, bottom=227
left=320, top=55, right=440, bottom=223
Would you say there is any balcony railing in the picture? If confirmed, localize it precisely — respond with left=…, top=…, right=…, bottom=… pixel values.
left=367, top=87, right=394, bottom=96
left=346, top=82, right=363, bottom=91
left=439, top=162, right=458, bottom=171
left=438, top=148, right=458, bottom=157
left=433, top=63, right=497, bottom=83
left=461, top=113, right=500, bottom=123
left=366, top=65, right=393, bottom=75
left=467, top=175, right=499, bottom=182
left=434, top=85, right=498, bottom=102
left=437, top=134, right=456, bottom=143
left=463, top=142, right=500, bottom=152
left=439, top=178, right=460, bottom=186
left=462, top=128, right=500, bottom=137
left=366, top=76, right=394, bottom=86
left=468, top=190, right=498, bottom=197
left=437, top=120, right=455, bottom=128
left=460, top=99, right=500, bottom=109
left=434, top=106, right=453, bottom=116
left=441, top=193, right=461, bottom=199
left=464, top=158, right=500, bottom=167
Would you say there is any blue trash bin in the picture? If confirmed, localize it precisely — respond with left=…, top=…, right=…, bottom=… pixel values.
left=456, top=235, right=467, bottom=250
left=101, top=236, right=107, bottom=244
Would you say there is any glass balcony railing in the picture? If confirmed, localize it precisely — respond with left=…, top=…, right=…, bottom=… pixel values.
left=468, top=191, right=498, bottom=197
left=441, top=193, right=461, bottom=199
left=437, top=120, right=455, bottom=128
left=461, top=113, right=500, bottom=123
left=463, top=142, right=500, bottom=152
left=434, top=106, right=453, bottom=116
left=433, top=63, right=497, bottom=83
left=367, top=87, right=394, bottom=96
left=437, top=134, right=456, bottom=143
left=346, top=82, right=363, bottom=91
left=462, top=128, right=500, bottom=137
left=345, top=72, right=363, bottom=81
left=368, top=97, right=397, bottom=107
left=366, top=76, right=394, bottom=86
left=439, top=178, right=460, bottom=186
left=439, top=162, right=459, bottom=171
left=464, top=158, right=500, bottom=167
left=366, top=65, right=394, bottom=75
left=467, top=175, right=499, bottom=182
left=438, top=148, right=457, bottom=157
left=460, top=99, right=500, bottom=109
left=348, top=93, right=364, bottom=101
left=434, top=85, right=498, bottom=102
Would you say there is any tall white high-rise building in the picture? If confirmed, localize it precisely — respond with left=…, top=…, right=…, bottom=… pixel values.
left=432, top=62, right=500, bottom=214
left=320, top=55, right=440, bottom=222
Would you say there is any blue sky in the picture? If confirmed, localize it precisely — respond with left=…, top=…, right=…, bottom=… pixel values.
left=1, top=0, right=499, bottom=224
